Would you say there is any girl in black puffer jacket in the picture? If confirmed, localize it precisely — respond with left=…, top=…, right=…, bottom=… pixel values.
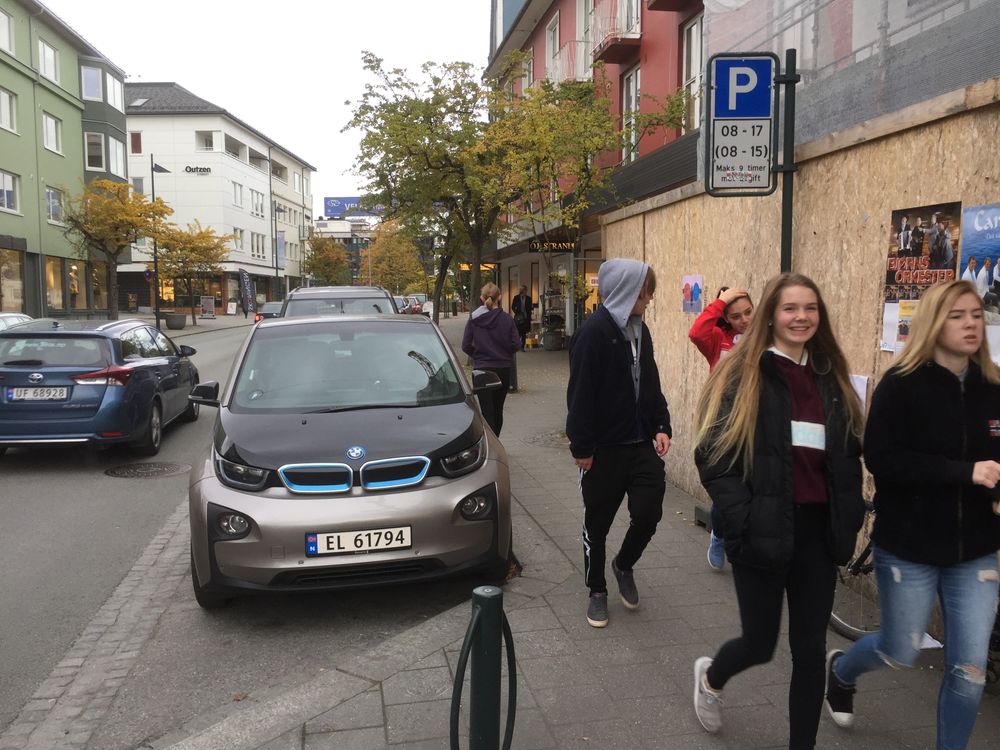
left=692, top=273, right=865, bottom=750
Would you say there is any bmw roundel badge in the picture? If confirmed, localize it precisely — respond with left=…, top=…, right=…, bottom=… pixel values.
left=346, top=445, right=366, bottom=460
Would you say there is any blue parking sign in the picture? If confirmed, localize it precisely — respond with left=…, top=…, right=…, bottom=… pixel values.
left=712, top=57, right=774, bottom=119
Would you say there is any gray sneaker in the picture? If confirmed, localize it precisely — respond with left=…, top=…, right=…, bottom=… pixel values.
left=693, top=656, right=722, bottom=733
left=611, top=557, right=639, bottom=610
left=586, top=592, right=609, bottom=628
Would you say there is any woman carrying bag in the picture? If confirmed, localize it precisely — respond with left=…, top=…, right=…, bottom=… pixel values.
left=692, top=273, right=866, bottom=750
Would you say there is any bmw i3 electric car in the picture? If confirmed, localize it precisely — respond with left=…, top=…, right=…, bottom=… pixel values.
left=187, top=314, right=512, bottom=608
left=0, top=319, right=199, bottom=457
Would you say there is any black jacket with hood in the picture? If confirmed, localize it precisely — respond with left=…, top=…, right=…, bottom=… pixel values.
left=695, top=351, right=866, bottom=570
left=865, top=361, right=1000, bottom=566
left=566, top=259, right=671, bottom=458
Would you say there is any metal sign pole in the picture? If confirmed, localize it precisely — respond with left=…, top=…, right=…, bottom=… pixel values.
left=775, top=49, right=800, bottom=273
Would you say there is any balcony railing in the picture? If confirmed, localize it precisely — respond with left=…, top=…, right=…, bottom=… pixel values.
left=549, top=40, right=594, bottom=83
left=592, top=0, right=642, bottom=64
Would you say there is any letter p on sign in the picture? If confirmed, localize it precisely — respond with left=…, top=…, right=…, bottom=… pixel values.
left=728, top=68, right=758, bottom=110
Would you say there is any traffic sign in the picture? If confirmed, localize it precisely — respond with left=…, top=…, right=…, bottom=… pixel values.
left=705, top=52, right=780, bottom=197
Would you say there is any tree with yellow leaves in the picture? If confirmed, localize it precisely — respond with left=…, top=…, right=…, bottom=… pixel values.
left=359, top=221, right=426, bottom=294
left=155, top=221, right=233, bottom=325
left=304, top=235, right=352, bottom=286
left=62, top=178, right=173, bottom=319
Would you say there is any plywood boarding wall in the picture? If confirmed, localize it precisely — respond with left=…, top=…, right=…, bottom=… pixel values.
left=605, top=103, right=1000, bottom=500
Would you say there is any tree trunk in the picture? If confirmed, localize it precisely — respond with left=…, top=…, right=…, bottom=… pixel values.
left=107, top=261, right=120, bottom=320
left=432, top=253, right=452, bottom=324
left=188, top=277, right=197, bottom=325
left=469, top=244, right=483, bottom=315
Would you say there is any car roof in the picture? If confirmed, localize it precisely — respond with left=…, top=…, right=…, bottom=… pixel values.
left=256, top=314, right=432, bottom=330
left=287, top=286, right=390, bottom=298
left=0, top=318, right=149, bottom=337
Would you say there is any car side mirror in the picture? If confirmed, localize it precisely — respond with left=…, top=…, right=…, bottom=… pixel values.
left=472, top=370, right=503, bottom=393
left=179, top=344, right=197, bottom=357
left=189, top=380, right=221, bottom=408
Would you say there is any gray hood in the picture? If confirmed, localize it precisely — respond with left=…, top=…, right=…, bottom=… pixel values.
left=598, top=258, right=649, bottom=330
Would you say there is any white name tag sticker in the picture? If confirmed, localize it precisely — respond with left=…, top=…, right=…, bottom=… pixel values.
left=791, top=421, right=825, bottom=451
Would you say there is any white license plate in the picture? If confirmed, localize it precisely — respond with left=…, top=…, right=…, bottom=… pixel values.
left=306, top=526, right=412, bottom=556
left=7, top=387, right=69, bottom=401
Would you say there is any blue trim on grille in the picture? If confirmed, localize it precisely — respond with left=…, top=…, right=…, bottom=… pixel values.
left=359, top=456, right=430, bottom=490
left=278, top=463, right=353, bottom=494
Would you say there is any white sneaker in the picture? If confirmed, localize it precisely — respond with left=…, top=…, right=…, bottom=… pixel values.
left=693, top=656, right=722, bottom=733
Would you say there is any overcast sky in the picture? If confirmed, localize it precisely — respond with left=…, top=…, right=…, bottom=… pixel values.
left=41, top=0, right=492, bottom=218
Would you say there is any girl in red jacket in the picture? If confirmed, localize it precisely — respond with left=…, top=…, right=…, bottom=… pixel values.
left=689, top=287, right=754, bottom=370
left=689, top=286, right=754, bottom=570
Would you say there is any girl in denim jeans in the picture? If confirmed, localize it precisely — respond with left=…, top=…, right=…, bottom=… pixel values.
left=825, top=279, right=1000, bottom=749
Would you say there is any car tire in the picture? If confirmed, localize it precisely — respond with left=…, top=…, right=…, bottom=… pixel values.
left=0, top=446, right=7, bottom=458
left=190, top=549, right=229, bottom=609
left=180, top=383, right=200, bottom=423
left=132, top=402, right=162, bottom=456
left=483, top=535, right=515, bottom=584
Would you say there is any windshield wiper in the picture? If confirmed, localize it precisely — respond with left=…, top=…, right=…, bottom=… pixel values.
left=2, top=359, right=45, bottom=366
left=305, top=404, right=405, bottom=414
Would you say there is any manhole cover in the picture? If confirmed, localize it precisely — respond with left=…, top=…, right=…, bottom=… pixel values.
left=104, top=462, right=192, bottom=479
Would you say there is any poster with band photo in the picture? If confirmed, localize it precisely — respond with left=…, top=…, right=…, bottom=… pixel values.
left=960, top=202, right=1000, bottom=363
left=881, top=201, right=962, bottom=352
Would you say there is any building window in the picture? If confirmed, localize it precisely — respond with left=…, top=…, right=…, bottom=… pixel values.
left=91, top=261, right=108, bottom=309
left=233, top=227, right=244, bottom=250
left=46, top=186, right=64, bottom=223
left=0, top=169, right=18, bottom=212
left=622, top=65, right=640, bottom=163
left=85, top=132, right=105, bottom=170
left=523, top=47, right=534, bottom=90
left=38, top=40, right=59, bottom=83
left=196, top=130, right=214, bottom=150
left=68, top=262, right=86, bottom=309
left=81, top=67, right=103, bottom=100
left=0, top=10, right=13, bottom=55
left=0, top=249, right=24, bottom=312
left=545, top=14, right=560, bottom=82
left=293, top=173, right=301, bottom=194
left=251, top=232, right=265, bottom=259
left=0, top=87, right=15, bottom=132
left=131, top=176, right=144, bottom=194
left=250, top=189, right=264, bottom=218
left=43, top=112, right=62, bottom=153
left=44, top=256, right=64, bottom=310
left=129, top=131, right=142, bottom=154
left=682, top=13, right=703, bottom=132
left=106, top=74, right=124, bottom=112
left=232, top=181, right=243, bottom=207
left=108, top=137, right=125, bottom=177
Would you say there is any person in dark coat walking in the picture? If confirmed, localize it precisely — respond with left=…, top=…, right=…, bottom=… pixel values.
left=825, top=279, right=1000, bottom=750
left=692, top=273, right=865, bottom=749
left=462, top=282, right=521, bottom=437
left=511, top=285, right=533, bottom=348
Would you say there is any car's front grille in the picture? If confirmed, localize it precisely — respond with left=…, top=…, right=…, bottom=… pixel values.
left=359, top=456, right=430, bottom=490
left=278, top=463, right=353, bottom=494
left=273, top=559, right=442, bottom=587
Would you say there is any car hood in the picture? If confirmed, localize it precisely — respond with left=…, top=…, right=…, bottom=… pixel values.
left=213, top=400, right=484, bottom=470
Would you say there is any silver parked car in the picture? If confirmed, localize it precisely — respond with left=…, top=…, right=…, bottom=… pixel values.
left=187, top=315, right=512, bottom=608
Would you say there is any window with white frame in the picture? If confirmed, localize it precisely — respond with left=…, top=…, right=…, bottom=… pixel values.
left=250, top=189, right=264, bottom=218
left=523, top=47, right=534, bottom=90
left=303, top=175, right=309, bottom=196
left=106, top=74, right=124, bottom=112
left=131, top=176, right=144, bottom=195
left=293, top=173, right=301, bottom=194
left=232, top=181, right=243, bottom=207
left=45, top=186, right=64, bottom=223
left=622, top=66, right=641, bottom=163
left=81, top=67, right=102, bottom=100
left=42, top=112, right=62, bottom=153
left=250, top=232, right=265, bottom=259
left=0, top=169, right=18, bottom=212
left=0, top=87, right=15, bottom=132
left=682, top=13, right=703, bottom=132
left=108, top=136, right=125, bottom=177
left=129, top=131, right=141, bottom=154
left=232, top=227, right=244, bottom=251
left=84, top=132, right=104, bottom=170
left=625, top=0, right=640, bottom=33
left=545, top=14, right=559, bottom=81
left=1, top=9, right=13, bottom=55
left=38, top=40, right=59, bottom=83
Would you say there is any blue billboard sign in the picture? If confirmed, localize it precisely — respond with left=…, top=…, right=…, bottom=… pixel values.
left=323, top=197, right=379, bottom=218
left=276, top=231, right=286, bottom=270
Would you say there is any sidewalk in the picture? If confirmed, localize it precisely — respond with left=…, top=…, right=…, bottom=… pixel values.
left=126, top=310, right=257, bottom=339
left=154, top=315, right=999, bottom=750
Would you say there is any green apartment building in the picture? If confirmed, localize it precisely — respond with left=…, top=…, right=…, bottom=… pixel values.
left=0, top=0, right=126, bottom=317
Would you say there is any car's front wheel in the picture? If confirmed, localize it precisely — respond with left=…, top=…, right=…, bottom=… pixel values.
left=483, top=535, right=515, bottom=584
left=191, top=549, right=229, bottom=609
left=132, top=402, right=162, bottom=456
left=0, top=446, right=7, bottom=458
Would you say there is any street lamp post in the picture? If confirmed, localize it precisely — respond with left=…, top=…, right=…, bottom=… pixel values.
left=150, top=156, right=170, bottom=329
left=272, top=201, right=287, bottom=299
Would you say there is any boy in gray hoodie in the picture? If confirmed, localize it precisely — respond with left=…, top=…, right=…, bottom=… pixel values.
left=566, top=258, right=672, bottom=627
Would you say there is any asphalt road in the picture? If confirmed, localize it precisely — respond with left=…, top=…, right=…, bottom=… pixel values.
left=0, top=323, right=475, bottom=747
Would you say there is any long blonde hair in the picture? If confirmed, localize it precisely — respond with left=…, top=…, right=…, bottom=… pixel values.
left=695, top=273, right=864, bottom=473
left=893, top=279, right=1000, bottom=382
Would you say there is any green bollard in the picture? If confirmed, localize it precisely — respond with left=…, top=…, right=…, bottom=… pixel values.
left=470, top=585, right=503, bottom=750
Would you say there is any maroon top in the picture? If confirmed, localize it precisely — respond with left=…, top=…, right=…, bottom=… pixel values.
left=773, top=354, right=828, bottom=505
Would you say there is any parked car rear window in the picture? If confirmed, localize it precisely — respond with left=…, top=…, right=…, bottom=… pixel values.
left=0, top=337, right=109, bottom=367
left=231, top=321, right=463, bottom=413
left=283, top=297, right=394, bottom=317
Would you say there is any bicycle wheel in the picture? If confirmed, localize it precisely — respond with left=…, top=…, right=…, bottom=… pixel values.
left=829, top=507, right=881, bottom=641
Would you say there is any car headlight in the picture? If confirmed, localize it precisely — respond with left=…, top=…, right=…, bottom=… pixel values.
left=214, top=451, right=269, bottom=491
left=441, top=436, right=486, bottom=478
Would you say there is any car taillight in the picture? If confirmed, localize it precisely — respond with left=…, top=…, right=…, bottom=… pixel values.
left=72, top=364, right=133, bottom=386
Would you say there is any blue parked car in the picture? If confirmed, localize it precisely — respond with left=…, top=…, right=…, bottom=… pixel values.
left=0, top=319, right=200, bottom=457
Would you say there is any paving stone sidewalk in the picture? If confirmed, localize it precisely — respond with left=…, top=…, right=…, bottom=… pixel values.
left=141, top=314, right=999, bottom=750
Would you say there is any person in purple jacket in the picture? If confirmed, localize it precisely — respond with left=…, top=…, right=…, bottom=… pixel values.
left=462, top=282, right=521, bottom=437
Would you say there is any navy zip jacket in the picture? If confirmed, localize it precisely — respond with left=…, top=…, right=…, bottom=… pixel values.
left=566, top=305, right=671, bottom=458
left=865, top=361, right=1000, bottom=566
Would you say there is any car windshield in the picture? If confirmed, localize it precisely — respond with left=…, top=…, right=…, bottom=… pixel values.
left=0, top=336, right=110, bottom=367
left=230, top=321, right=463, bottom=413
left=284, top=297, right=394, bottom=316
